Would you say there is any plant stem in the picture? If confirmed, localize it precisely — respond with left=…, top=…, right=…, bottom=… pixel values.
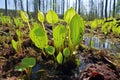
left=42, top=49, right=46, bottom=57
left=27, top=22, right=31, bottom=31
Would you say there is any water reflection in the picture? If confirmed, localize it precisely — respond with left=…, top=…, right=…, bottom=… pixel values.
left=83, top=35, right=120, bottom=53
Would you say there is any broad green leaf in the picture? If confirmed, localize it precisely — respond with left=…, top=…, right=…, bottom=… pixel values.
left=38, top=10, right=44, bottom=23
left=12, top=39, right=18, bottom=51
left=30, top=23, right=48, bottom=49
left=63, top=47, right=70, bottom=57
left=15, top=57, right=36, bottom=71
left=57, top=52, right=63, bottom=64
left=53, top=24, right=66, bottom=48
left=70, top=14, right=84, bottom=46
left=64, top=7, right=76, bottom=24
left=21, top=57, right=36, bottom=68
left=45, top=46, right=55, bottom=55
left=20, top=11, right=28, bottom=23
left=46, top=10, right=58, bottom=24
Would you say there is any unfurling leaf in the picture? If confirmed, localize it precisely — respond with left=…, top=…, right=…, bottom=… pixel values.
left=20, top=11, right=28, bottom=23
left=45, top=46, right=55, bottom=55
left=46, top=10, right=58, bottom=25
left=38, top=10, right=44, bottom=23
left=12, top=39, right=18, bottom=51
left=64, top=7, right=76, bottom=24
left=57, top=52, right=63, bottom=64
left=63, top=47, right=70, bottom=57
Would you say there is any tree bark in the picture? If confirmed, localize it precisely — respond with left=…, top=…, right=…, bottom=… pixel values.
left=38, top=0, right=40, bottom=10
left=113, top=0, right=116, bottom=17
left=109, top=0, right=112, bottom=17
left=62, top=0, right=64, bottom=14
left=101, top=0, right=104, bottom=18
left=14, top=0, right=17, bottom=16
left=5, top=0, right=8, bottom=15
left=105, top=0, right=108, bottom=19
left=20, top=0, right=24, bottom=11
left=78, top=0, right=81, bottom=14
left=26, top=0, right=29, bottom=14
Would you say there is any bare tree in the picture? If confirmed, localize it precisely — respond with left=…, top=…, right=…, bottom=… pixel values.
left=78, top=0, right=81, bottom=14
left=5, top=0, right=8, bottom=15
left=19, top=0, right=24, bottom=11
left=61, top=0, right=65, bottom=14
left=38, top=0, right=40, bottom=10
left=33, top=0, right=38, bottom=18
left=109, top=0, right=112, bottom=17
left=101, top=0, right=104, bottom=18
left=14, top=0, right=17, bottom=16
left=105, top=0, right=108, bottom=19
left=116, top=0, right=120, bottom=13
left=14, top=0, right=17, bottom=11
left=113, top=0, right=116, bottom=17
left=26, top=0, right=29, bottom=14
left=75, top=0, right=78, bottom=12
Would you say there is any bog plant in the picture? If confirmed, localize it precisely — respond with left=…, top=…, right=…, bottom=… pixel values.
left=12, top=30, right=23, bottom=54
left=20, top=11, right=31, bottom=31
left=29, top=7, right=84, bottom=65
left=15, top=57, right=36, bottom=80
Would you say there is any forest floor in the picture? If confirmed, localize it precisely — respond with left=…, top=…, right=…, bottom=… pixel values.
left=0, top=22, right=120, bottom=80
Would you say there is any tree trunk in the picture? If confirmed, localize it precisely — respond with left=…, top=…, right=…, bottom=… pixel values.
left=38, top=0, right=40, bottom=10
left=62, top=0, right=64, bottom=14
left=78, top=0, right=81, bottom=14
left=33, top=0, right=38, bottom=18
left=75, top=0, right=77, bottom=12
left=101, top=0, right=104, bottom=18
left=20, top=0, right=24, bottom=11
left=113, top=0, right=116, bottom=17
left=109, top=0, right=112, bottom=17
left=26, top=0, right=29, bottom=14
left=105, top=0, right=108, bottom=19
left=5, top=0, right=8, bottom=15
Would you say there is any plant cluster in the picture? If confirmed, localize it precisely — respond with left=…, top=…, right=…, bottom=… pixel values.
left=12, top=7, right=85, bottom=80
left=28, top=7, right=84, bottom=65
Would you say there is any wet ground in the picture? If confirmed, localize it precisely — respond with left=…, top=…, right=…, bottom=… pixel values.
left=0, top=22, right=120, bottom=80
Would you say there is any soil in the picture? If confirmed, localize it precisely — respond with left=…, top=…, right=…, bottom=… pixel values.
left=0, top=22, right=120, bottom=80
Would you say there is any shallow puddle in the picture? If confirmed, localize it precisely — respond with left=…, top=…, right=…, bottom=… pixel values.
left=83, top=35, right=120, bottom=53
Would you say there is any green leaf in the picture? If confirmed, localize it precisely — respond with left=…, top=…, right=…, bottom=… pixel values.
left=91, top=19, right=98, bottom=29
left=15, top=65, right=24, bottom=71
left=38, top=10, right=44, bottom=23
left=46, top=10, right=58, bottom=24
left=21, top=57, right=36, bottom=68
left=16, top=30, right=21, bottom=39
left=12, top=39, right=18, bottom=51
left=30, top=23, right=48, bottom=49
left=70, top=14, right=84, bottom=46
left=63, top=47, right=70, bottom=57
left=57, top=52, right=63, bottom=64
left=53, top=24, right=66, bottom=48
left=20, top=11, right=28, bottom=23
left=45, top=46, right=55, bottom=55
left=64, top=7, right=76, bottom=24
left=15, top=57, right=36, bottom=71
left=90, top=40, right=94, bottom=48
